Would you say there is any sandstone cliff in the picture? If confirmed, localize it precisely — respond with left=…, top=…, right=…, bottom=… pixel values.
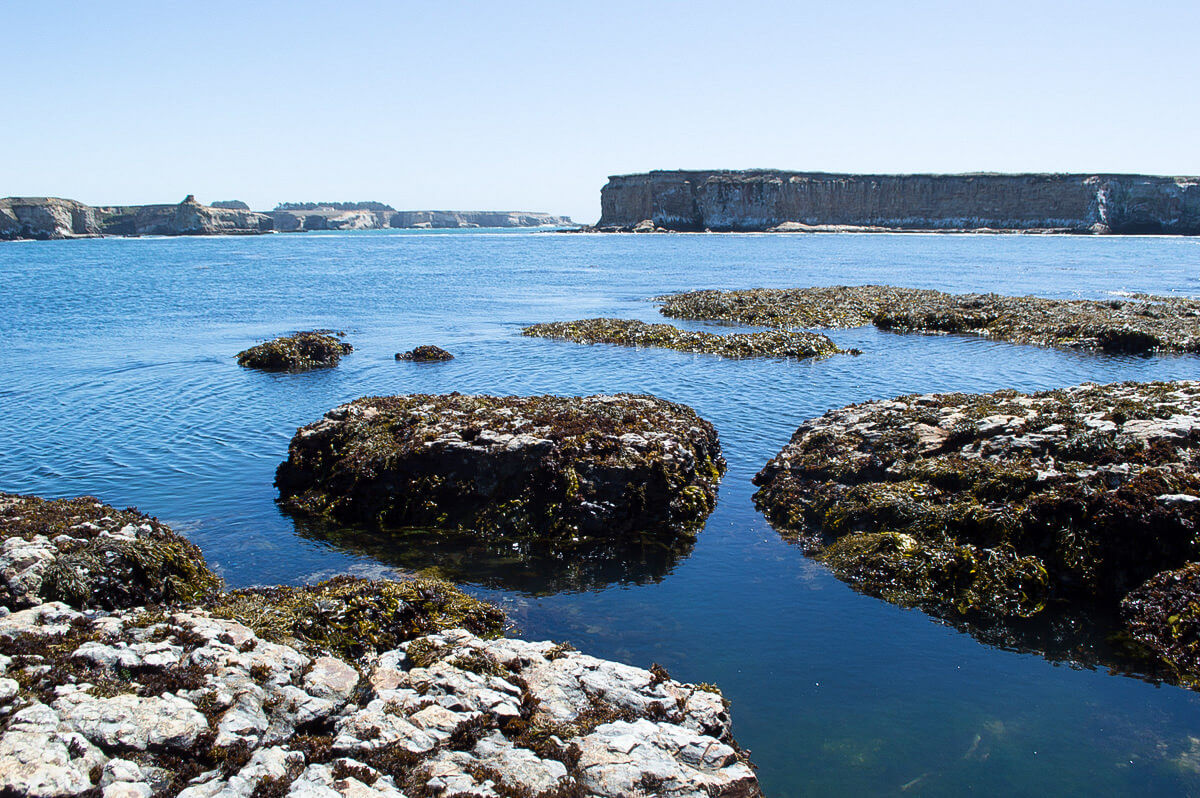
left=597, top=171, right=1200, bottom=234
left=269, top=207, right=573, bottom=232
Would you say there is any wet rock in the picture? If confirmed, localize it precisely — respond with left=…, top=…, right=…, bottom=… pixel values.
left=659, top=285, right=1200, bottom=353
left=522, top=317, right=842, bottom=360
left=236, top=332, right=352, bottom=372
left=1122, top=563, right=1200, bottom=685
left=754, top=380, right=1200, bottom=683
left=395, top=345, right=454, bottom=362
left=275, top=393, right=726, bottom=541
left=0, top=493, right=221, bottom=611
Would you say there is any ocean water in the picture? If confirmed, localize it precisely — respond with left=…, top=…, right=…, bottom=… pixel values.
left=3, top=229, right=1200, bottom=797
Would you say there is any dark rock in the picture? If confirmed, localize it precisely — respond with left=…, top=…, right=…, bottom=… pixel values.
left=0, top=493, right=222, bottom=611
left=275, top=393, right=725, bottom=541
left=395, top=345, right=454, bottom=362
left=1122, top=563, right=1200, bottom=685
left=659, top=285, right=1200, bottom=354
left=522, top=317, right=841, bottom=360
left=753, top=380, right=1200, bottom=683
left=210, top=200, right=250, bottom=210
left=236, top=331, right=352, bottom=372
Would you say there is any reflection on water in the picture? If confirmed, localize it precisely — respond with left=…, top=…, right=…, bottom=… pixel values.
left=289, top=515, right=694, bottom=596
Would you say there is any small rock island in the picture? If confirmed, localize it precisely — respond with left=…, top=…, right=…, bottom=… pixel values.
left=275, top=393, right=726, bottom=540
left=237, top=332, right=353, bottom=372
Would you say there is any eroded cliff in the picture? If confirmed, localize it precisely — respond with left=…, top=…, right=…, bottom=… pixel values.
left=597, top=170, right=1200, bottom=233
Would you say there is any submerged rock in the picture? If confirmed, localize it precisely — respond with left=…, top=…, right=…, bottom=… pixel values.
left=0, top=493, right=759, bottom=798
left=395, top=345, right=454, bottom=362
left=236, top=331, right=352, bottom=372
left=522, top=317, right=842, bottom=360
left=753, top=381, right=1200, bottom=684
left=275, top=393, right=725, bottom=541
left=659, top=285, right=1200, bottom=353
left=0, top=494, right=221, bottom=611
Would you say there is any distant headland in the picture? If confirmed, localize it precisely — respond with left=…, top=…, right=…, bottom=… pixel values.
left=0, top=195, right=573, bottom=240
left=591, top=170, right=1200, bottom=234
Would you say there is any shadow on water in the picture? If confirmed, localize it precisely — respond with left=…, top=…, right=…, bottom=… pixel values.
left=289, top=513, right=695, bottom=596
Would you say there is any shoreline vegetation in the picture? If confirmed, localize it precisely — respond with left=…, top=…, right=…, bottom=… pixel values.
left=0, top=492, right=761, bottom=797
left=658, top=285, right=1200, bottom=354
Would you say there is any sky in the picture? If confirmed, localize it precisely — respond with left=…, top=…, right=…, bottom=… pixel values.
left=3, top=1, right=1198, bottom=223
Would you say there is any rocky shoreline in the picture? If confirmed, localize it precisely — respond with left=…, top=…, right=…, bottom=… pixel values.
left=0, top=493, right=761, bottom=797
left=521, top=318, right=842, bottom=360
left=751, top=380, right=1200, bottom=684
left=659, top=285, right=1200, bottom=354
left=0, top=198, right=572, bottom=241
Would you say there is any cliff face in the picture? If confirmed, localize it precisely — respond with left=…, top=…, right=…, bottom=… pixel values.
left=597, top=171, right=1200, bottom=233
left=1, top=197, right=573, bottom=240
left=0, top=196, right=271, bottom=239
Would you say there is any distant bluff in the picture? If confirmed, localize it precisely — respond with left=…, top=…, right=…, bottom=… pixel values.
left=0, top=196, right=573, bottom=240
left=597, top=170, right=1200, bottom=234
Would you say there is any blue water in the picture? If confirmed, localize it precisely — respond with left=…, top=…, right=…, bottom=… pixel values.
left=3, top=230, right=1200, bottom=796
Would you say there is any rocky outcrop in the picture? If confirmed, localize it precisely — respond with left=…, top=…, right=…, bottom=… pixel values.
left=236, top=332, right=353, bottom=372
left=658, top=285, right=1200, bottom=354
left=752, top=380, right=1200, bottom=684
left=275, top=394, right=725, bottom=541
left=0, top=494, right=760, bottom=797
left=268, top=208, right=574, bottom=233
left=523, top=318, right=843, bottom=360
left=0, top=493, right=221, bottom=611
left=598, top=170, right=1200, bottom=233
left=395, top=345, right=454, bottom=362
left=1, top=198, right=573, bottom=240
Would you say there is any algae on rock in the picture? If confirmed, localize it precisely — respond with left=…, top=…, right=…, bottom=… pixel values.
left=752, top=380, right=1200, bottom=685
left=522, top=317, right=842, bottom=360
left=236, top=331, right=353, bottom=371
left=659, top=285, right=1200, bottom=353
left=275, top=393, right=726, bottom=543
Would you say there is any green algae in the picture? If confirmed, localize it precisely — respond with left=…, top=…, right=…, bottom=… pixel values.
left=522, top=317, right=841, bottom=360
left=236, top=331, right=352, bottom=371
left=658, top=285, right=1200, bottom=353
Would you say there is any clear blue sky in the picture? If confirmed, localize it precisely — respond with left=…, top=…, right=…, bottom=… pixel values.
left=4, top=1, right=1198, bottom=222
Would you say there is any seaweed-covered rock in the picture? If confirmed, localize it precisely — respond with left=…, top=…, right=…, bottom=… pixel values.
left=522, top=317, right=842, bottom=360
left=659, top=285, right=1200, bottom=353
left=395, top=345, right=454, bottom=362
left=0, top=494, right=222, bottom=611
left=753, top=381, right=1200, bottom=674
left=0, top=609, right=759, bottom=797
left=236, top=331, right=352, bottom=371
left=1121, top=564, right=1200, bottom=684
left=275, top=393, right=726, bottom=540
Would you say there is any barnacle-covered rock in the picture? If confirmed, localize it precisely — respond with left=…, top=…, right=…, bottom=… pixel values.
left=522, top=317, right=842, bottom=360
left=275, top=393, right=726, bottom=541
left=753, top=380, right=1200, bottom=681
left=0, top=494, right=222, bottom=611
left=659, top=285, right=1200, bottom=353
left=395, top=345, right=454, bottom=362
left=236, top=331, right=352, bottom=371
left=0, top=607, right=758, bottom=797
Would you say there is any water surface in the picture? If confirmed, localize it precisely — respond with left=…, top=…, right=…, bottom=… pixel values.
left=3, top=230, right=1200, bottom=796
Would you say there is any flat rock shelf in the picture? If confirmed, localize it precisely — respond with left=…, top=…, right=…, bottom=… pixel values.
left=751, top=380, right=1200, bottom=685
left=522, top=318, right=842, bottom=360
left=274, top=394, right=726, bottom=541
left=658, top=285, right=1200, bottom=354
left=0, top=493, right=761, bottom=798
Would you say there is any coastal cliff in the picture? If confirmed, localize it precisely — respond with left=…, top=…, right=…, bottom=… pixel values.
left=597, top=171, right=1200, bottom=233
left=1, top=197, right=573, bottom=240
